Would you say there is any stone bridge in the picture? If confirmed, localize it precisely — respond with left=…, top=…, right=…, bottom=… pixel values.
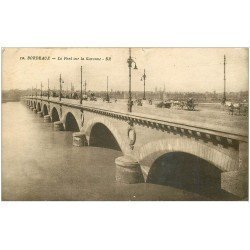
left=23, top=96, right=248, bottom=199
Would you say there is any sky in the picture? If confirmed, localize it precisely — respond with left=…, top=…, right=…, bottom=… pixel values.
left=2, top=48, right=249, bottom=92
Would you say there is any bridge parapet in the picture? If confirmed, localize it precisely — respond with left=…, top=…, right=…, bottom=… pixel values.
left=23, top=96, right=247, bottom=149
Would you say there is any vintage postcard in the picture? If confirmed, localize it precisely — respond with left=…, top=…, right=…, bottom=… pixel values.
left=1, top=47, right=248, bottom=201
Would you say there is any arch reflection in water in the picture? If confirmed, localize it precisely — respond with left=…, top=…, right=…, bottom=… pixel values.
left=89, top=123, right=121, bottom=151
left=147, top=152, right=236, bottom=199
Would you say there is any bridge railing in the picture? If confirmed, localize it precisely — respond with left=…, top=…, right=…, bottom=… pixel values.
left=23, top=96, right=248, bottom=146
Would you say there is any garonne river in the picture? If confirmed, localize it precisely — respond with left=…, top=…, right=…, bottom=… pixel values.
left=2, top=102, right=239, bottom=201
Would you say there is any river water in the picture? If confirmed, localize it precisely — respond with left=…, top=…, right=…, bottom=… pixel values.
left=2, top=102, right=235, bottom=201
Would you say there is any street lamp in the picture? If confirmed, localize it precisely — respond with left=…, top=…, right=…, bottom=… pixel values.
left=127, top=48, right=138, bottom=112
left=48, top=79, right=50, bottom=100
left=222, top=55, right=226, bottom=104
left=31, top=86, right=33, bottom=97
left=141, top=69, right=146, bottom=100
left=59, top=74, right=64, bottom=101
left=40, top=82, right=43, bottom=98
left=36, top=84, right=37, bottom=97
left=80, top=66, right=83, bottom=104
left=106, top=76, right=110, bottom=102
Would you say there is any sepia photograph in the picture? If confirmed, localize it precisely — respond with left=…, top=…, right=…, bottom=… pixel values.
left=1, top=47, right=248, bottom=201
left=1, top=1, right=250, bottom=250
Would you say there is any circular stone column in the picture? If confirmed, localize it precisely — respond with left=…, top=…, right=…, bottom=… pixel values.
left=115, top=155, right=144, bottom=184
left=44, top=115, right=51, bottom=123
left=72, top=132, right=87, bottom=147
left=54, top=121, right=64, bottom=131
left=37, top=111, right=43, bottom=117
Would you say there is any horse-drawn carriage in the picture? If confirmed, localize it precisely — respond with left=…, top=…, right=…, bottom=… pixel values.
left=170, top=98, right=197, bottom=110
left=135, top=99, right=143, bottom=106
left=155, top=100, right=172, bottom=108
left=89, top=92, right=97, bottom=101
left=71, top=92, right=79, bottom=99
left=225, top=101, right=248, bottom=116
left=82, top=94, right=88, bottom=101
left=184, top=98, right=197, bottom=111
left=103, top=96, right=111, bottom=102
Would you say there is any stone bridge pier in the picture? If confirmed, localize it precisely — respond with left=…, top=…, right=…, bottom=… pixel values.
left=24, top=97, right=248, bottom=200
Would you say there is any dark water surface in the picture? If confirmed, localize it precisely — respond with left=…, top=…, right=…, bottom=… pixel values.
left=2, top=102, right=232, bottom=201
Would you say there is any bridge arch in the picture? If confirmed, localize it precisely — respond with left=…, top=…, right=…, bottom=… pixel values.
left=88, top=123, right=121, bottom=151
left=37, top=102, right=41, bottom=112
left=51, top=107, right=60, bottom=122
left=146, top=151, right=234, bottom=198
left=42, top=104, right=49, bottom=116
left=139, top=138, right=238, bottom=173
left=64, top=112, right=80, bottom=131
left=85, top=117, right=129, bottom=154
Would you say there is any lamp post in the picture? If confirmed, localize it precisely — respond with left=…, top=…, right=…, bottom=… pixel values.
left=127, top=48, right=138, bottom=112
left=59, top=74, right=63, bottom=101
left=85, top=80, right=87, bottom=96
left=31, top=86, right=33, bottom=97
left=40, top=82, right=43, bottom=98
left=106, top=76, right=110, bottom=102
left=48, top=79, right=50, bottom=99
left=36, top=84, right=37, bottom=97
left=141, top=69, right=146, bottom=100
left=222, top=55, right=226, bottom=104
left=80, top=66, right=83, bottom=104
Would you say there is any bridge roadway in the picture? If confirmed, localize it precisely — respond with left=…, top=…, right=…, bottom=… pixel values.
left=23, top=96, right=248, bottom=199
